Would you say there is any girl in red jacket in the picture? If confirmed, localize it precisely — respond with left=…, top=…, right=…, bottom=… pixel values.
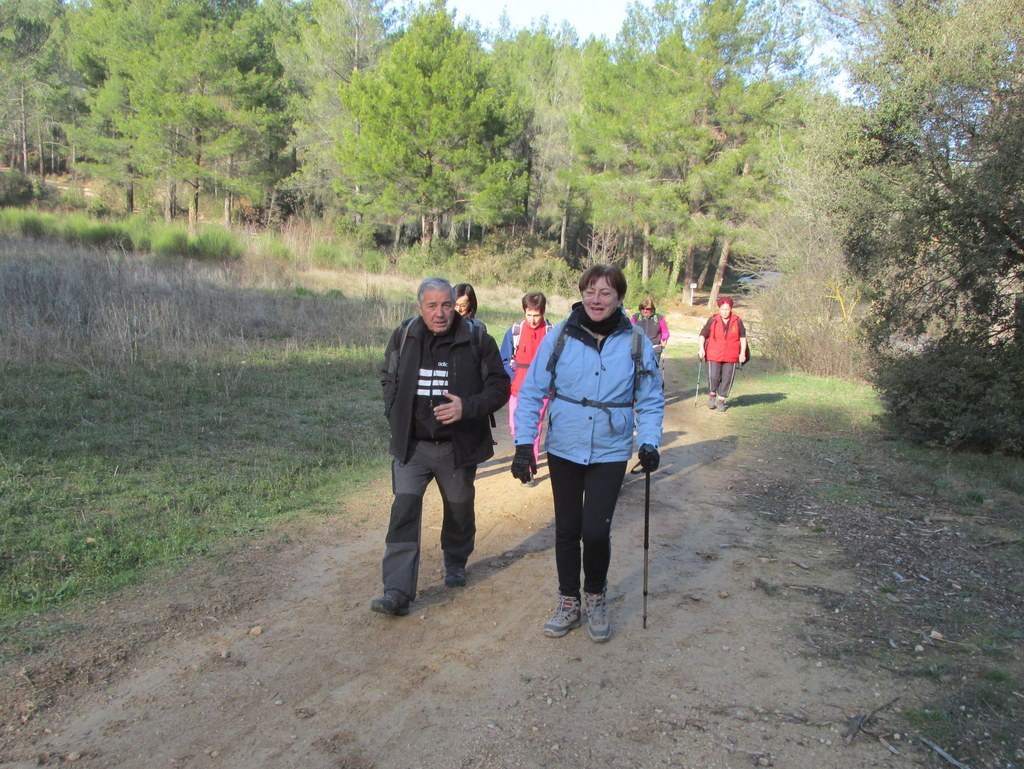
left=698, top=296, right=748, bottom=411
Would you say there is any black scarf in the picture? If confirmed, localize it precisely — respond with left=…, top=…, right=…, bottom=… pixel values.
left=578, top=304, right=624, bottom=337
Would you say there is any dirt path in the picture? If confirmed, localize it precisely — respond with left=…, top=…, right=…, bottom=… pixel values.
left=1, top=353, right=921, bottom=769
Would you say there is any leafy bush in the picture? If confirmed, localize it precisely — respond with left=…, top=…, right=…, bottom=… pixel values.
left=874, top=340, right=1024, bottom=455
left=0, top=171, right=35, bottom=207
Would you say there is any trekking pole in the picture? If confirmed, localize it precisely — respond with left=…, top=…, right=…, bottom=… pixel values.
left=693, top=358, right=703, bottom=407
left=727, top=361, right=741, bottom=399
left=642, top=467, right=650, bottom=629
left=629, top=460, right=653, bottom=629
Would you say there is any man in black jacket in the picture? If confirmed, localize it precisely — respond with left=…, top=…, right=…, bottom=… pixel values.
left=372, top=277, right=510, bottom=616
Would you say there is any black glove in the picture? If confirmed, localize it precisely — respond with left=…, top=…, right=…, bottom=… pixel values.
left=638, top=444, right=660, bottom=473
left=511, top=444, right=537, bottom=483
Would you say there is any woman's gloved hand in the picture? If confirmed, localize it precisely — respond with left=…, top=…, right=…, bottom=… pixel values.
left=511, top=444, right=537, bottom=483
left=638, top=444, right=660, bottom=473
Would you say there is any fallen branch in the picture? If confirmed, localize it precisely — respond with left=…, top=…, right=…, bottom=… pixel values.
left=878, top=735, right=900, bottom=755
left=843, top=696, right=900, bottom=744
left=979, top=538, right=1022, bottom=549
left=920, top=736, right=973, bottom=769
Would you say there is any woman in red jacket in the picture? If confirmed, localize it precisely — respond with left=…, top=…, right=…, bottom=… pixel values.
left=698, top=296, right=748, bottom=411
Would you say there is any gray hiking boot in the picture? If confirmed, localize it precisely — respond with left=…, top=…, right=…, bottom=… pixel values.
left=716, top=396, right=727, bottom=412
left=543, top=595, right=582, bottom=638
left=584, top=591, right=611, bottom=643
left=707, top=394, right=717, bottom=410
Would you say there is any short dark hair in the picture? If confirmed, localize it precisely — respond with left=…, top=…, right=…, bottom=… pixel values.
left=522, top=292, right=547, bottom=314
left=453, top=283, right=478, bottom=315
left=638, top=296, right=656, bottom=312
left=579, top=264, right=627, bottom=301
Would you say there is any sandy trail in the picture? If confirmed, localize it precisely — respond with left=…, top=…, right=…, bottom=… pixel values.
left=2, top=353, right=918, bottom=769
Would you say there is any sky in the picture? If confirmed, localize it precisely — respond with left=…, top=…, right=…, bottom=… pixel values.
left=450, top=0, right=631, bottom=41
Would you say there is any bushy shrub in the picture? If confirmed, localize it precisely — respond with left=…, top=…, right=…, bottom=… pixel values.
left=758, top=272, right=868, bottom=378
left=252, top=233, right=294, bottom=264
left=190, top=225, right=244, bottom=261
left=151, top=226, right=190, bottom=257
left=59, top=213, right=131, bottom=250
left=15, top=210, right=47, bottom=239
left=874, top=340, right=1024, bottom=455
left=0, top=171, right=35, bottom=207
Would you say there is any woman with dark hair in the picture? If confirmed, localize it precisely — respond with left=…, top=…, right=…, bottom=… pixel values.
left=453, top=284, right=480, bottom=326
left=511, top=265, right=665, bottom=643
left=630, top=296, right=670, bottom=365
left=698, top=296, right=747, bottom=412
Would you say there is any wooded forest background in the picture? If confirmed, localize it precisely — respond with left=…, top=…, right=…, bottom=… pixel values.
left=1, top=0, right=1022, bottom=453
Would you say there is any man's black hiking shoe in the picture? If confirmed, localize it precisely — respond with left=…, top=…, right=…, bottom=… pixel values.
left=370, top=590, right=410, bottom=616
left=444, top=566, right=467, bottom=588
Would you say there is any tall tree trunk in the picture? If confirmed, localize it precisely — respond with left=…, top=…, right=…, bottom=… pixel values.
left=393, top=221, right=402, bottom=249
left=189, top=182, right=200, bottom=235
left=669, top=241, right=683, bottom=287
left=642, top=223, right=652, bottom=282
left=559, top=184, right=571, bottom=254
left=19, top=88, right=28, bottom=174
left=420, top=214, right=431, bottom=248
left=683, top=244, right=696, bottom=289
left=125, top=182, right=134, bottom=214
left=697, top=240, right=717, bottom=288
left=267, top=188, right=277, bottom=226
left=164, top=180, right=175, bottom=223
left=707, top=236, right=732, bottom=309
left=223, top=156, right=233, bottom=225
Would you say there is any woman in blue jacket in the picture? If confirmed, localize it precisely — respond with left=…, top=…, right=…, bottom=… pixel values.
left=511, top=265, right=664, bottom=642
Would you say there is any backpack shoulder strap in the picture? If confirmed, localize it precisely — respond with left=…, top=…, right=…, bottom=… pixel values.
left=387, top=317, right=416, bottom=376
left=545, top=324, right=569, bottom=375
left=630, top=323, right=646, bottom=402
left=511, top=321, right=523, bottom=354
left=398, top=317, right=414, bottom=357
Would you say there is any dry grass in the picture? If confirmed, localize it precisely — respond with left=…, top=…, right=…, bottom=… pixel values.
left=0, top=237, right=413, bottom=369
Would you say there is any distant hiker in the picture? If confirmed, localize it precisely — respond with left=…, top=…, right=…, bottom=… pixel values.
left=697, top=296, right=748, bottom=412
left=510, top=265, right=664, bottom=642
left=455, top=282, right=497, bottom=434
left=373, top=277, right=510, bottom=616
left=499, top=292, right=553, bottom=485
left=630, top=296, right=670, bottom=366
left=453, top=283, right=485, bottom=332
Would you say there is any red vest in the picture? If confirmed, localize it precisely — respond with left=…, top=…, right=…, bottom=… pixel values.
left=705, top=314, right=742, bottom=363
left=511, top=322, right=549, bottom=394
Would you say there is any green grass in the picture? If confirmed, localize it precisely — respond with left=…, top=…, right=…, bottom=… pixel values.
left=0, top=208, right=243, bottom=261
left=0, top=347, right=389, bottom=616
